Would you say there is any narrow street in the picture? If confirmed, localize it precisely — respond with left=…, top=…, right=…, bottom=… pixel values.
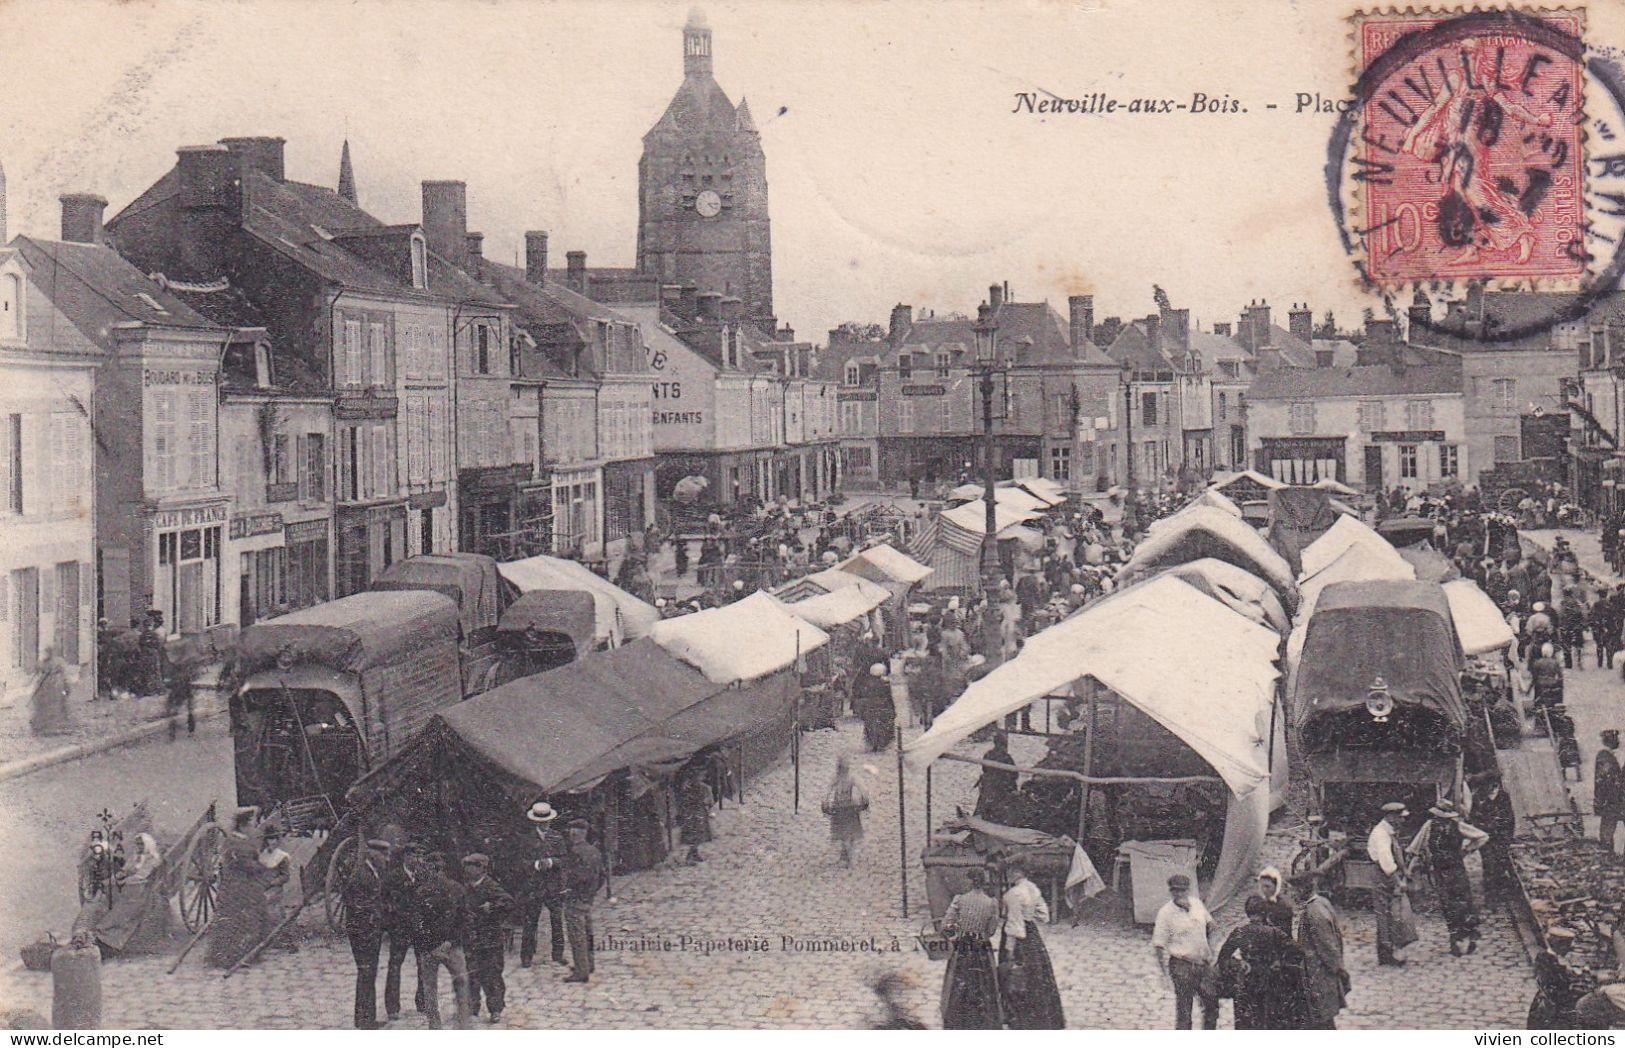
left=0, top=692, right=1536, bottom=1029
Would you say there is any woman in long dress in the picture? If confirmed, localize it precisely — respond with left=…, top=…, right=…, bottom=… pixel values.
left=939, top=868, right=1002, bottom=1029
left=205, top=809, right=271, bottom=968
left=998, top=860, right=1064, bottom=1029
left=822, top=756, right=869, bottom=867
left=854, top=663, right=896, bottom=753
left=1217, top=895, right=1308, bottom=1029
left=30, top=648, right=75, bottom=736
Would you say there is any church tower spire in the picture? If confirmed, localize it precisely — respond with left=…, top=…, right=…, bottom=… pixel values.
left=337, top=139, right=357, bottom=205
left=683, top=8, right=712, bottom=77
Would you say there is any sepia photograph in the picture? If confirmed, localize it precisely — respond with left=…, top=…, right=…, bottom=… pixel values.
left=4, top=0, right=1625, bottom=1032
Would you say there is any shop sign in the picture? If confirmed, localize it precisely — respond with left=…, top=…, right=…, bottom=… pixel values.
left=408, top=490, right=448, bottom=510
left=901, top=384, right=946, bottom=397
left=143, top=369, right=215, bottom=387
left=1370, top=430, right=1445, bottom=443
left=285, top=520, right=328, bottom=543
left=229, top=512, right=284, bottom=540
left=838, top=391, right=876, bottom=402
left=152, top=504, right=227, bottom=529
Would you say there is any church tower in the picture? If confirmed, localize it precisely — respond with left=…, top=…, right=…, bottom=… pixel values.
left=637, top=8, right=774, bottom=336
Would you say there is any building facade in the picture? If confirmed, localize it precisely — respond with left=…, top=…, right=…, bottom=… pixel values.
left=0, top=246, right=101, bottom=705
left=1246, top=364, right=1466, bottom=492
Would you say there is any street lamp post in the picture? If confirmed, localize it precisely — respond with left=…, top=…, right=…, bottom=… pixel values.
left=1122, top=361, right=1138, bottom=533
left=974, top=303, right=1002, bottom=589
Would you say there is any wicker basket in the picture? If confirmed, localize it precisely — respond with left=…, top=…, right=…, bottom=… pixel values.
left=916, top=923, right=951, bottom=963
left=19, top=934, right=58, bottom=972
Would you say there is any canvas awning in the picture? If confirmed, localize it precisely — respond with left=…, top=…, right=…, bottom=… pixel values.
left=498, top=555, right=660, bottom=646
left=1158, top=558, right=1291, bottom=635
left=800, top=569, right=895, bottom=603
left=1009, top=479, right=1068, bottom=507
left=649, top=591, right=830, bottom=683
left=497, top=590, right=597, bottom=653
left=1443, top=578, right=1517, bottom=655
left=907, top=575, right=1281, bottom=794
left=941, top=499, right=1042, bottom=534
left=1286, top=541, right=1418, bottom=678
left=1117, top=506, right=1299, bottom=612
left=1313, top=478, right=1360, bottom=496
left=1299, top=515, right=1410, bottom=580
left=772, top=585, right=887, bottom=628
left=836, top=543, right=933, bottom=585
left=1211, top=469, right=1287, bottom=492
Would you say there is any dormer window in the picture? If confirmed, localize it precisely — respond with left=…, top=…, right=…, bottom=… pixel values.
left=254, top=342, right=273, bottom=388
left=410, top=234, right=427, bottom=289
left=0, top=272, right=23, bottom=340
left=844, top=362, right=860, bottom=386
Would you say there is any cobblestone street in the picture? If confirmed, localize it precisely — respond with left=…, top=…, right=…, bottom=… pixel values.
left=0, top=700, right=1537, bottom=1029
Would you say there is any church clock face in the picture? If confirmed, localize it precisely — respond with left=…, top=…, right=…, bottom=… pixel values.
left=694, top=189, right=722, bottom=218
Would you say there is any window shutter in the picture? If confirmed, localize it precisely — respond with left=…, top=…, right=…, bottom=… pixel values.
left=41, top=565, right=54, bottom=605
left=370, top=323, right=387, bottom=388
left=0, top=415, right=10, bottom=514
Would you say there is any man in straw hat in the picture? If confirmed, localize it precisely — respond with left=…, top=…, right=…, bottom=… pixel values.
left=1366, top=802, right=1417, bottom=966
left=514, top=801, right=569, bottom=969
left=1407, top=799, right=1488, bottom=956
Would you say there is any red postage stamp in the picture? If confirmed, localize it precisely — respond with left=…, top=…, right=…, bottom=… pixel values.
left=1349, top=9, right=1586, bottom=288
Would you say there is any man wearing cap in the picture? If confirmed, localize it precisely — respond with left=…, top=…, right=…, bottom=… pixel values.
left=408, top=851, right=470, bottom=1029
left=461, top=853, right=513, bottom=1023
left=1410, top=799, right=1488, bottom=956
left=1367, top=802, right=1417, bottom=966
left=1151, top=873, right=1219, bottom=1030
left=1597, top=731, right=1624, bottom=853
left=514, top=801, right=570, bottom=968
left=561, top=818, right=604, bottom=983
left=1292, top=871, right=1349, bottom=1029
left=341, top=838, right=393, bottom=1029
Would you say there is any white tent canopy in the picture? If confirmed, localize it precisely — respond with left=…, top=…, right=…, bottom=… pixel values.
left=837, top=543, right=934, bottom=585
left=907, top=575, right=1280, bottom=793
left=941, top=499, right=1041, bottom=536
left=1444, top=579, right=1518, bottom=655
left=1118, top=506, right=1298, bottom=611
left=773, top=583, right=887, bottom=629
left=1313, top=477, right=1360, bottom=496
left=1009, top=478, right=1068, bottom=507
left=649, top=592, right=829, bottom=684
left=1299, top=515, right=1408, bottom=580
left=801, top=568, right=894, bottom=603
left=1211, top=469, right=1288, bottom=492
left=947, top=485, right=1051, bottom=515
left=1149, top=489, right=1244, bottom=533
left=498, top=555, right=660, bottom=646
left=1159, top=558, right=1292, bottom=635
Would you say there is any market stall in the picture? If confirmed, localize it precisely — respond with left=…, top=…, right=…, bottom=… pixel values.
left=1116, top=505, right=1299, bottom=613
left=1300, top=514, right=1410, bottom=580
left=906, top=574, right=1283, bottom=912
left=498, top=554, right=661, bottom=647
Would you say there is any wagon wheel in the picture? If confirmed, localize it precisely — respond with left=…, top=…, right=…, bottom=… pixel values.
left=178, top=824, right=225, bottom=933
left=324, top=835, right=359, bottom=932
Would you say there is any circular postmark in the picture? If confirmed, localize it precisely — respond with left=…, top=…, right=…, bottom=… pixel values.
left=1326, top=9, right=1625, bottom=343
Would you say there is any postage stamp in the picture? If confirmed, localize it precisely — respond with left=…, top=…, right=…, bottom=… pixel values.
left=1345, top=8, right=1587, bottom=289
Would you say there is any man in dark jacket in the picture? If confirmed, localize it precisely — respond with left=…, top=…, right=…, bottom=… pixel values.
left=342, top=839, right=392, bottom=1029
left=379, top=845, right=418, bottom=1021
left=514, top=802, right=569, bottom=968
left=561, top=818, right=604, bottom=983
left=461, top=853, right=513, bottom=1023
left=409, top=853, right=470, bottom=1029
left=1597, top=730, right=1624, bottom=853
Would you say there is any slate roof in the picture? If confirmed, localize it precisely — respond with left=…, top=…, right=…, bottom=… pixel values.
left=888, top=301, right=1114, bottom=370
left=12, top=236, right=220, bottom=349
left=647, top=72, right=748, bottom=137
left=1430, top=290, right=1615, bottom=352
left=1248, top=363, right=1463, bottom=399
left=1106, top=321, right=1177, bottom=371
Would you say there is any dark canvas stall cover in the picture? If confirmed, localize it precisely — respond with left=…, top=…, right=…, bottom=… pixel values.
left=370, top=553, right=512, bottom=638
left=1292, top=580, right=1465, bottom=753
left=498, top=590, right=597, bottom=653
left=1267, top=488, right=1338, bottom=577
left=236, top=590, right=463, bottom=762
left=1376, top=517, right=1438, bottom=548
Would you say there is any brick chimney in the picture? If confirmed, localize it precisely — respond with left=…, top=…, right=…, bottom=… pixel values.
left=59, top=193, right=107, bottom=245
left=696, top=291, right=722, bottom=320
left=177, top=145, right=241, bottom=216
left=719, top=296, right=742, bottom=324
left=1245, top=301, right=1273, bottom=348
left=465, top=232, right=483, bottom=261
left=1068, top=295, right=1094, bottom=349
left=989, top=283, right=1004, bottom=310
left=1144, top=313, right=1161, bottom=352
left=1165, top=308, right=1190, bottom=352
left=1408, top=289, right=1432, bottom=345
left=1213, top=322, right=1232, bottom=338
left=565, top=250, right=587, bottom=295
left=889, top=304, right=913, bottom=345
left=524, top=231, right=548, bottom=285
left=777, top=323, right=795, bottom=342
left=420, top=180, right=467, bottom=264
left=677, top=284, right=698, bottom=320
left=1288, top=302, right=1313, bottom=342
left=218, top=136, right=286, bottom=182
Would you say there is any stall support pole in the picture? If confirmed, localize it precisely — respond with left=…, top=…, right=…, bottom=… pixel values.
left=925, top=765, right=933, bottom=845
left=793, top=713, right=801, bottom=814
left=896, top=724, right=908, bottom=918
left=1077, top=697, right=1097, bottom=845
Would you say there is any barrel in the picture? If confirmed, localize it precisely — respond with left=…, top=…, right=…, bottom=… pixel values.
left=50, top=938, right=102, bottom=1029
